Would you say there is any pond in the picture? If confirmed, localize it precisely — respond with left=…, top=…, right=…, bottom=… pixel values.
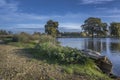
left=58, top=38, right=120, bottom=77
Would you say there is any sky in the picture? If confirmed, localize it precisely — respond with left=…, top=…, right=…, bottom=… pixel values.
left=0, top=0, right=120, bottom=33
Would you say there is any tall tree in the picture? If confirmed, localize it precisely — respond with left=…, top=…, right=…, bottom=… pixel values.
left=110, top=22, right=120, bottom=37
left=45, top=20, right=59, bottom=37
left=81, top=17, right=107, bottom=37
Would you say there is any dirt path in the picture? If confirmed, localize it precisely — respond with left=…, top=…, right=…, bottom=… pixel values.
left=0, top=45, right=87, bottom=80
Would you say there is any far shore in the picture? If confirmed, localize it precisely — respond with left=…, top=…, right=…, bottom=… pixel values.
left=57, top=36, right=120, bottom=38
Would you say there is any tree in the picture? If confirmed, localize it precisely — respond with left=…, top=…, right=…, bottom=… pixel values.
left=81, top=17, right=107, bottom=37
left=110, top=22, right=120, bottom=37
left=45, top=20, right=59, bottom=37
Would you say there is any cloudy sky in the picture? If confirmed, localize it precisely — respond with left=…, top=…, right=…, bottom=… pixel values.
left=0, top=0, right=120, bottom=33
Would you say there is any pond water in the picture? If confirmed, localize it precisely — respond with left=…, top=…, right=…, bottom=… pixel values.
left=58, top=38, right=120, bottom=77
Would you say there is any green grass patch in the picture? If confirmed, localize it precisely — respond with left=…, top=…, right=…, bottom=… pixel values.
left=8, top=42, right=36, bottom=48
left=63, top=67, right=73, bottom=74
left=7, top=34, right=112, bottom=80
left=62, top=60, right=112, bottom=80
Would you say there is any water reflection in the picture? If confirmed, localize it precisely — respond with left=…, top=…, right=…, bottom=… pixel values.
left=84, top=38, right=107, bottom=52
left=58, top=38, right=120, bottom=76
left=110, top=43, right=120, bottom=52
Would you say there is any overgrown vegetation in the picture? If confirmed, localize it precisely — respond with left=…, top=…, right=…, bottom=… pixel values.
left=31, top=42, right=88, bottom=64
left=28, top=38, right=111, bottom=80
left=0, top=32, right=112, bottom=80
left=6, top=34, right=110, bottom=80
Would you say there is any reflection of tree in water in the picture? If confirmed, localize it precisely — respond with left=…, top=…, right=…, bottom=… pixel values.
left=110, top=43, right=120, bottom=52
left=84, top=39, right=106, bottom=52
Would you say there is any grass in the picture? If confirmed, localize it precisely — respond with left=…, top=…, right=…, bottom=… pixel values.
left=0, top=45, right=66, bottom=80
left=62, top=62, right=112, bottom=80
left=63, top=67, right=73, bottom=74
left=8, top=42, right=36, bottom=48
left=25, top=42, right=112, bottom=80
left=27, top=42, right=89, bottom=65
left=4, top=34, right=112, bottom=80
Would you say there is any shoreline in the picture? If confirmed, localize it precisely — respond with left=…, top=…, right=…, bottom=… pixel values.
left=57, top=36, right=120, bottom=38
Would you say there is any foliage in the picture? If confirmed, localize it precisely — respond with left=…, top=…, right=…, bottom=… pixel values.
left=12, top=32, right=57, bottom=45
left=45, top=20, right=59, bottom=37
left=29, top=40, right=111, bottom=80
left=81, top=17, right=108, bottom=37
left=60, top=32, right=81, bottom=37
left=31, top=32, right=41, bottom=40
left=110, top=22, right=120, bottom=37
left=8, top=34, right=112, bottom=80
left=63, top=63, right=111, bottom=80
left=12, top=32, right=32, bottom=43
left=63, top=67, right=73, bottom=74
left=32, top=42, right=88, bottom=64
left=80, top=32, right=87, bottom=37
left=38, top=35, right=56, bottom=44
left=0, top=30, right=13, bottom=42
left=0, top=29, right=12, bottom=35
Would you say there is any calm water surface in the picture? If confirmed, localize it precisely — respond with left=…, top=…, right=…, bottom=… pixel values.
left=58, top=38, right=120, bottom=77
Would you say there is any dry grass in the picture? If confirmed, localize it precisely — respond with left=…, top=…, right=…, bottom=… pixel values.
left=0, top=45, right=90, bottom=80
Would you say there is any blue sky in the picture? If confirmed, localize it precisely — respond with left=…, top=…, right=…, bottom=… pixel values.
left=0, top=0, right=120, bottom=33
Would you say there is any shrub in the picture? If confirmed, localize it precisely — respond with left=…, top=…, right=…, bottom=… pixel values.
left=38, top=35, right=56, bottom=44
left=32, top=34, right=41, bottom=40
left=63, top=67, right=73, bottom=74
left=80, top=32, right=87, bottom=37
left=12, top=35, right=19, bottom=42
left=12, top=32, right=32, bottom=43
left=34, top=42, right=88, bottom=64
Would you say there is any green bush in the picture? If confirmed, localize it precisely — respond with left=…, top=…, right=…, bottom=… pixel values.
left=12, top=32, right=32, bottom=43
left=12, top=35, right=19, bottom=42
left=32, top=34, right=41, bottom=40
left=19, top=32, right=32, bottom=42
left=63, top=67, right=73, bottom=74
left=38, top=35, right=56, bottom=44
left=33, top=42, right=88, bottom=64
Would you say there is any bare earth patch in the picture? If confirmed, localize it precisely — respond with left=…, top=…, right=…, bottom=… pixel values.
left=0, top=45, right=88, bottom=80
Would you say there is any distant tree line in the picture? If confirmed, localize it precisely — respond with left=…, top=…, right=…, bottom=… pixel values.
left=1, top=17, right=120, bottom=38
left=60, top=32, right=81, bottom=38
left=81, top=17, right=120, bottom=37
left=44, top=17, right=120, bottom=37
left=0, top=30, right=12, bottom=35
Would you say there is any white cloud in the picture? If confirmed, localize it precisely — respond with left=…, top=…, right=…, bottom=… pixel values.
left=102, top=15, right=120, bottom=18
left=0, top=0, right=87, bottom=30
left=1, top=0, right=120, bottom=32
left=0, top=0, right=18, bottom=14
left=81, top=0, right=114, bottom=4
left=0, top=0, right=51, bottom=24
left=96, top=7, right=120, bottom=14
left=12, top=24, right=44, bottom=29
left=60, top=23, right=82, bottom=29
left=9, top=23, right=82, bottom=30
left=105, top=8, right=120, bottom=14
left=4, top=23, right=82, bottom=33
left=95, top=7, right=120, bottom=19
left=0, top=0, right=89, bottom=24
left=0, top=0, right=87, bottom=31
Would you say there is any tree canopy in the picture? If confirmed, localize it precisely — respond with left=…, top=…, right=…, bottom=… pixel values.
left=110, top=22, right=120, bottom=37
left=45, top=20, right=59, bottom=37
left=81, top=17, right=107, bottom=37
